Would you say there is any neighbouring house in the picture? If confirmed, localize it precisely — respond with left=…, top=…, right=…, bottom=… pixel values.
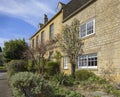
left=30, top=2, right=64, bottom=70
left=30, top=0, right=120, bottom=82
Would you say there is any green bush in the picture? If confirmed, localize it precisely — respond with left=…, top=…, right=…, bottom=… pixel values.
left=75, top=70, right=95, bottom=81
left=88, top=75, right=107, bottom=84
left=27, top=59, right=36, bottom=72
left=46, top=61, right=60, bottom=76
left=10, top=72, right=54, bottom=97
left=53, top=73, right=74, bottom=86
left=55, top=87, right=68, bottom=97
left=66, top=91, right=83, bottom=97
left=6, top=60, right=27, bottom=77
left=54, top=87, right=83, bottom=97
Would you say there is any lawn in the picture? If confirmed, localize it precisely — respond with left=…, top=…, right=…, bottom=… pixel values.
left=0, top=65, right=5, bottom=69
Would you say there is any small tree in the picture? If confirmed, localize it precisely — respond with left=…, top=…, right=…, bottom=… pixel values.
left=10, top=72, right=54, bottom=97
left=24, top=40, right=56, bottom=75
left=56, top=19, right=83, bottom=76
left=54, top=51, right=62, bottom=64
left=0, top=47, right=2, bottom=52
left=0, top=46, right=3, bottom=66
left=3, top=39, right=28, bottom=62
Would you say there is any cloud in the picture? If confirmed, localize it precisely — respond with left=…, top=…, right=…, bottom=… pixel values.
left=0, top=0, right=56, bottom=26
left=0, top=38, right=10, bottom=48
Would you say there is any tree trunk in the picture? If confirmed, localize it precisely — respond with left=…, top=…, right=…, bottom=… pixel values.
left=71, top=63, right=76, bottom=77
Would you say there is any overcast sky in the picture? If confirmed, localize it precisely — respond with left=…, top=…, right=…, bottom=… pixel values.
left=0, top=0, right=70, bottom=48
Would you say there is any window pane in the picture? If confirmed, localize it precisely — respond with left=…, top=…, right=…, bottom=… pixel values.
left=80, top=24, right=86, bottom=37
left=49, top=52, right=54, bottom=61
left=87, top=21, right=93, bottom=35
left=32, top=39, right=34, bottom=48
left=88, top=54, right=97, bottom=67
left=78, top=53, right=97, bottom=68
left=64, top=57, right=68, bottom=69
left=88, top=58, right=91, bottom=66
left=50, top=24, right=54, bottom=39
left=41, top=31, right=44, bottom=43
left=36, top=35, right=39, bottom=48
left=79, top=56, right=87, bottom=67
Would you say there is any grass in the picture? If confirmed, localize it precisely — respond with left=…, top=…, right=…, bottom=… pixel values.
left=0, top=65, right=5, bottom=69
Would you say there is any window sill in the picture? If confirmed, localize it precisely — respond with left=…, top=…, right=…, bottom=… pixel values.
left=78, top=66, right=98, bottom=70
left=81, top=33, right=95, bottom=40
left=64, top=68, right=68, bottom=70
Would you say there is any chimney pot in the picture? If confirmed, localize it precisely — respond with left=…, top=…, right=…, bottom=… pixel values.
left=38, top=23, right=43, bottom=29
left=44, top=14, right=48, bottom=24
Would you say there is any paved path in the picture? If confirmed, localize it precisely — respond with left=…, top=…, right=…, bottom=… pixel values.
left=0, top=73, right=12, bottom=97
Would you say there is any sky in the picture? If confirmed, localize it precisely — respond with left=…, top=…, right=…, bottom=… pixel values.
left=0, top=0, right=70, bottom=48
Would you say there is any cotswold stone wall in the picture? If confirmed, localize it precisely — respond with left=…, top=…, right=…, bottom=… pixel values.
left=63, top=0, right=120, bottom=82
left=30, top=12, right=63, bottom=58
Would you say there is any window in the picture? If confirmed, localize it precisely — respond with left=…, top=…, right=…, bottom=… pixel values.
left=49, top=24, right=54, bottom=39
left=80, top=19, right=95, bottom=38
left=78, top=53, right=97, bottom=69
left=80, top=24, right=86, bottom=37
left=41, top=31, right=45, bottom=43
left=36, top=35, right=39, bottom=48
left=49, top=51, right=54, bottom=61
left=32, top=39, right=34, bottom=48
left=63, top=57, right=68, bottom=69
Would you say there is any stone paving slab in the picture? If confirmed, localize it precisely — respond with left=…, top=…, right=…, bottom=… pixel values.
left=89, top=91, right=114, bottom=97
left=0, top=73, right=12, bottom=97
left=77, top=89, right=115, bottom=97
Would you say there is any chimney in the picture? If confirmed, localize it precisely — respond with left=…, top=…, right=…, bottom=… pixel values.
left=44, top=14, right=48, bottom=24
left=38, top=23, right=43, bottom=29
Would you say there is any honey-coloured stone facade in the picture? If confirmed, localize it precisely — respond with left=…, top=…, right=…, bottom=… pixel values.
left=63, top=0, right=120, bottom=82
left=30, top=0, right=120, bottom=82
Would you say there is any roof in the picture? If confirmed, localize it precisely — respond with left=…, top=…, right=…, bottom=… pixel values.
left=59, top=2, right=66, bottom=7
left=63, top=0, right=96, bottom=22
left=30, top=10, right=62, bottom=39
left=30, top=0, right=96, bottom=39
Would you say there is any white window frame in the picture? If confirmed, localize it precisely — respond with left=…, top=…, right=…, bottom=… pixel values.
left=80, top=19, right=95, bottom=38
left=63, top=57, right=68, bottom=69
left=78, top=53, right=97, bottom=69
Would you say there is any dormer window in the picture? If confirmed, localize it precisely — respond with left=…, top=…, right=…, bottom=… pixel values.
left=57, top=4, right=62, bottom=12
left=57, top=2, right=65, bottom=12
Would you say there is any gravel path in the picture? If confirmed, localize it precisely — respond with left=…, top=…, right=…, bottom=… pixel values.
left=0, top=73, right=12, bottom=97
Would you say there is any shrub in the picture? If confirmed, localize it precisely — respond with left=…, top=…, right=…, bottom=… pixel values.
left=54, top=87, right=83, bottom=97
left=66, top=91, right=83, bottom=97
left=27, top=59, right=36, bottom=72
left=53, top=73, right=74, bottom=86
left=75, top=70, right=95, bottom=81
left=6, top=60, right=27, bottom=77
left=54, top=87, right=68, bottom=97
left=10, top=72, right=54, bottom=97
left=88, top=75, right=107, bottom=84
left=46, top=61, right=60, bottom=76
